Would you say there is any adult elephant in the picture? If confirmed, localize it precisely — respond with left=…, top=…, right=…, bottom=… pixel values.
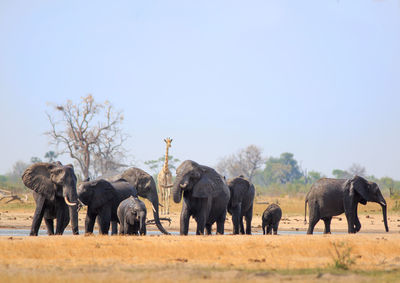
left=109, top=167, right=170, bottom=235
left=173, top=160, right=230, bottom=235
left=22, top=162, right=79, bottom=236
left=305, top=176, right=389, bottom=234
left=227, top=176, right=255, bottom=234
left=77, top=178, right=137, bottom=235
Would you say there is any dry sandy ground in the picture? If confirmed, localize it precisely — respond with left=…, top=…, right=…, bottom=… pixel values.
left=1, top=234, right=400, bottom=282
left=0, top=208, right=397, bottom=234
left=1, top=198, right=400, bottom=282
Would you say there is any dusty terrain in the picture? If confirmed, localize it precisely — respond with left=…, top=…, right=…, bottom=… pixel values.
left=1, top=196, right=400, bottom=282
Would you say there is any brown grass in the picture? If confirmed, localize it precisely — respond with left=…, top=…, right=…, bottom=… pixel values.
left=1, top=234, right=400, bottom=282
left=2, top=196, right=400, bottom=282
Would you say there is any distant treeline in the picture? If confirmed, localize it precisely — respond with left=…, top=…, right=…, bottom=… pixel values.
left=2, top=147, right=400, bottom=199
left=216, top=146, right=400, bottom=198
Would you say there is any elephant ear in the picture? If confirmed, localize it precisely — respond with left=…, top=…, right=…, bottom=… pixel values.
left=90, top=179, right=117, bottom=209
left=346, top=176, right=369, bottom=204
left=22, top=162, right=57, bottom=200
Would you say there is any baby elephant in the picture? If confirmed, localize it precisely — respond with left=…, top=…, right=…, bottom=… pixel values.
left=262, top=203, right=282, bottom=235
left=117, top=196, right=147, bottom=235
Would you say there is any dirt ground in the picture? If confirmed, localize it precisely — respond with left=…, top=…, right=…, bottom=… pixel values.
left=1, top=197, right=399, bottom=282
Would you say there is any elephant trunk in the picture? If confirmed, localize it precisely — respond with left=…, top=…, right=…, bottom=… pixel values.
left=376, top=190, right=389, bottom=232
left=69, top=205, right=79, bottom=235
left=139, top=211, right=146, bottom=235
left=381, top=203, right=389, bottom=232
left=172, top=175, right=184, bottom=203
left=150, top=196, right=170, bottom=235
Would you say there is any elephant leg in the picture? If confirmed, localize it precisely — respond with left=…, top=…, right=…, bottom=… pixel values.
left=239, top=217, right=245, bottom=234
left=322, top=217, right=332, bottom=234
left=30, top=197, right=46, bottom=236
left=97, top=208, right=111, bottom=235
left=44, top=218, right=54, bottom=235
left=180, top=201, right=190, bottom=235
left=354, top=205, right=361, bottom=233
left=244, top=206, right=253, bottom=235
left=344, top=198, right=357, bottom=233
left=196, top=213, right=206, bottom=235
left=85, top=211, right=97, bottom=234
left=111, top=221, right=118, bottom=235
left=205, top=223, right=212, bottom=235
left=55, top=203, right=69, bottom=235
left=141, top=222, right=147, bottom=236
left=119, top=220, right=125, bottom=235
left=262, top=221, right=266, bottom=235
left=124, top=225, right=129, bottom=235
left=61, top=207, right=70, bottom=233
left=124, top=220, right=134, bottom=235
left=273, top=222, right=279, bottom=235
left=134, top=221, right=140, bottom=235
left=216, top=210, right=227, bottom=235
left=231, top=205, right=241, bottom=234
left=266, top=224, right=272, bottom=235
left=307, top=204, right=320, bottom=234
left=344, top=211, right=356, bottom=233
left=196, top=198, right=211, bottom=235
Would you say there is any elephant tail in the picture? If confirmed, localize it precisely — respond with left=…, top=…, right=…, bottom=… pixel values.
left=304, top=196, right=308, bottom=225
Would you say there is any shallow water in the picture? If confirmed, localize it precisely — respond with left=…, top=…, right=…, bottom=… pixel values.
left=0, top=229, right=326, bottom=236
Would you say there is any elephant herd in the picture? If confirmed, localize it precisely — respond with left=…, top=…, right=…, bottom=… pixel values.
left=21, top=160, right=389, bottom=236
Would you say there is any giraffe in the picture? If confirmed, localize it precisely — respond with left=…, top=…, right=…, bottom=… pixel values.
left=157, top=138, right=173, bottom=215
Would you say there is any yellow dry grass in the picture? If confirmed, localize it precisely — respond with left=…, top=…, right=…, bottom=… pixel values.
left=2, top=195, right=400, bottom=282
left=1, top=234, right=400, bottom=282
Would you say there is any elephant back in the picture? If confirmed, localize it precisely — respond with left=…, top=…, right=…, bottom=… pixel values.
left=194, top=166, right=229, bottom=199
left=120, top=167, right=155, bottom=197
left=263, top=203, right=282, bottom=222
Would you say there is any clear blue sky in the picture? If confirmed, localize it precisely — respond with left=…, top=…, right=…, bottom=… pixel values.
left=0, top=1, right=399, bottom=179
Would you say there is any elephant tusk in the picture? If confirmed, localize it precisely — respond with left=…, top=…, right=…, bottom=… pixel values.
left=64, top=196, right=77, bottom=206
left=151, top=204, right=156, bottom=213
left=180, top=183, right=187, bottom=189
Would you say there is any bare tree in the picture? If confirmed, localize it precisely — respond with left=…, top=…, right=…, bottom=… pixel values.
left=216, top=145, right=265, bottom=181
left=91, top=131, right=130, bottom=178
left=348, top=163, right=367, bottom=177
left=46, top=95, right=129, bottom=180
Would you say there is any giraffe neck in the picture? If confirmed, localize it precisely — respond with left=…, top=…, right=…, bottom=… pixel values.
left=163, top=145, right=169, bottom=172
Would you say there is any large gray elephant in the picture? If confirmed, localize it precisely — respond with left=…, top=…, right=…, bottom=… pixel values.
left=77, top=178, right=137, bottom=235
left=172, top=160, right=230, bottom=235
left=227, top=176, right=255, bottom=234
left=305, top=176, right=389, bottom=234
left=22, top=162, right=79, bottom=236
left=117, top=196, right=147, bottom=235
left=110, top=167, right=169, bottom=235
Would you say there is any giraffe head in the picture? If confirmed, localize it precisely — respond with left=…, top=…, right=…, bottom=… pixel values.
left=164, top=138, right=173, bottom=148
